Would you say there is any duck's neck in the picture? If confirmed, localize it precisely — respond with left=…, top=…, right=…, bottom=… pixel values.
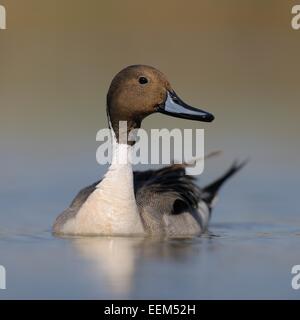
left=110, top=127, right=134, bottom=167
left=107, top=114, right=140, bottom=166
left=61, top=119, right=144, bottom=235
left=108, top=107, right=141, bottom=146
left=91, top=121, right=144, bottom=234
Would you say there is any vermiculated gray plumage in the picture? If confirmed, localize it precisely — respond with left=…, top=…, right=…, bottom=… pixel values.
left=53, top=161, right=246, bottom=236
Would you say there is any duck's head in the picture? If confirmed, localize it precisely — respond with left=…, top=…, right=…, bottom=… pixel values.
left=107, top=65, right=214, bottom=143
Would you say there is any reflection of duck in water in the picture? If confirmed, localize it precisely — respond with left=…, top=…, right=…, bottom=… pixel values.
left=53, top=65, right=245, bottom=236
left=73, top=237, right=141, bottom=296
left=72, top=236, right=216, bottom=296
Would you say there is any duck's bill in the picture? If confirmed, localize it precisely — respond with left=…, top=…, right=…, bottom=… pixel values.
left=158, top=91, right=214, bottom=122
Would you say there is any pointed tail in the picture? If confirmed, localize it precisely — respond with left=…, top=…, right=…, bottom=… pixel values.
left=202, top=159, right=248, bottom=209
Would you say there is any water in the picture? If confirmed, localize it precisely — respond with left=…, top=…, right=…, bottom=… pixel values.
left=1, top=0, right=300, bottom=300
left=0, top=223, right=299, bottom=299
left=0, top=167, right=300, bottom=299
left=1, top=118, right=299, bottom=299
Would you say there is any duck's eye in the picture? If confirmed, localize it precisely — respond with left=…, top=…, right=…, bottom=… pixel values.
left=138, top=76, right=148, bottom=85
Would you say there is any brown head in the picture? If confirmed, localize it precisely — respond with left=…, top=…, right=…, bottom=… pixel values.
left=107, top=65, right=214, bottom=144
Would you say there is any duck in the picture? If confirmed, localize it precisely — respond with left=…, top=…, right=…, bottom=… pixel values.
left=53, top=65, right=245, bottom=237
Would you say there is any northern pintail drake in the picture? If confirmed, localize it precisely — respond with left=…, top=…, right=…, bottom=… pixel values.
left=53, top=65, right=245, bottom=237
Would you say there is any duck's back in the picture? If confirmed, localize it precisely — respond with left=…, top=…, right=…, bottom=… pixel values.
left=133, top=165, right=210, bottom=236
left=53, top=164, right=211, bottom=236
left=53, top=162, right=245, bottom=236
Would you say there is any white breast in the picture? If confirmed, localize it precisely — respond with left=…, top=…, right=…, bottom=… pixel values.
left=61, top=134, right=145, bottom=236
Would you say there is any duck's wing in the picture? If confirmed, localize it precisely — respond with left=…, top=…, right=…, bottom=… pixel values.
left=134, top=164, right=201, bottom=207
left=53, top=160, right=247, bottom=235
left=134, top=160, right=247, bottom=236
left=53, top=164, right=202, bottom=236
left=133, top=164, right=206, bottom=236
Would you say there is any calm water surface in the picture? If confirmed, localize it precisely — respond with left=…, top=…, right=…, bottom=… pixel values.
left=0, top=167, right=299, bottom=299
left=0, top=223, right=300, bottom=299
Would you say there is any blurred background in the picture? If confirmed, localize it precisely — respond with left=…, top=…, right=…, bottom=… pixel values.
left=1, top=0, right=299, bottom=227
left=0, top=0, right=300, bottom=299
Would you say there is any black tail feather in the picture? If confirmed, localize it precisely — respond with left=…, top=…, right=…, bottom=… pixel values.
left=201, top=159, right=248, bottom=208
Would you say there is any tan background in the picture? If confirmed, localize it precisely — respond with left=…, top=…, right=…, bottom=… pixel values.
left=0, top=0, right=299, bottom=192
